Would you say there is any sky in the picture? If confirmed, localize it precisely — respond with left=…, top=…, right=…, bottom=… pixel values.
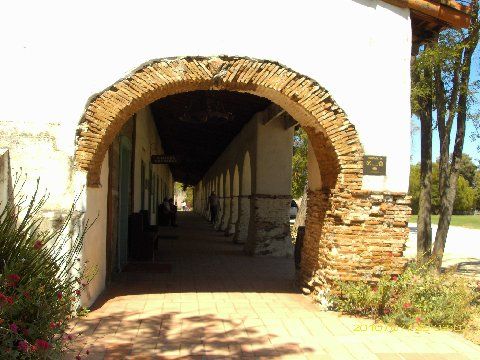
left=410, top=46, right=480, bottom=165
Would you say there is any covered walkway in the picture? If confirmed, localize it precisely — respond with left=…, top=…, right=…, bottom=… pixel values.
left=70, top=213, right=480, bottom=359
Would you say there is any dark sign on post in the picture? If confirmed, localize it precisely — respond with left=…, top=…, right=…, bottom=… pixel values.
left=151, top=155, right=177, bottom=164
left=363, top=155, right=386, bottom=176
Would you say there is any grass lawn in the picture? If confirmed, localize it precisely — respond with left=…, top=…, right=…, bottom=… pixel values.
left=409, top=214, right=480, bottom=230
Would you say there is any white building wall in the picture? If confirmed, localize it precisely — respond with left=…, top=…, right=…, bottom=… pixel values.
left=81, top=155, right=108, bottom=307
left=0, top=0, right=412, bottom=304
left=256, top=117, right=294, bottom=196
left=1, top=0, right=411, bottom=194
left=80, top=106, right=173, bottom=304
left=133, top=106, right=173, bottom=222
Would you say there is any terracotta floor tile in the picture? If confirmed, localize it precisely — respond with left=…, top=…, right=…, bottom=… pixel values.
left=374, top=355, right=404, bottom=360
left=75, top=213, right=480, bottom=359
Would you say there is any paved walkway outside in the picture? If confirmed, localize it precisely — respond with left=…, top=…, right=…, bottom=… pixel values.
left=406, top=224, right=480, bottom=275
left=70, top=213, right=480, bottom=359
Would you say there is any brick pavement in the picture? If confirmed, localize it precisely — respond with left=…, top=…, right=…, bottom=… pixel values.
left=69, top=213, right=480, bottom=359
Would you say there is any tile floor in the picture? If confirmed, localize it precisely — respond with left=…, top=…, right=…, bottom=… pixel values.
left=68, top=213, right=480, bottom=359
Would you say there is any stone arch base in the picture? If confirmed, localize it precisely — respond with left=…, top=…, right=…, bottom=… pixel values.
left=301, top=190, right=410, bottom=291
left=75, top=56, right=411, bottom=295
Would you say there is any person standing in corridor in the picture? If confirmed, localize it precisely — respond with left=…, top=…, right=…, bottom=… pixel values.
left=168, top=198, right=178, bottom=227
left=208, top=191, right=220, bottom=224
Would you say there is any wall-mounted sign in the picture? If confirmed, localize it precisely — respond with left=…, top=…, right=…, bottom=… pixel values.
left=363, top=155, right=386, bottom=176
left=151, top=155, right=176, bottom=164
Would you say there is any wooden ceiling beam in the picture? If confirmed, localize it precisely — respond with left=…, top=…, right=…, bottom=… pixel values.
left=383, top=0, right=470, bottom=28
left=262, top=104, right=286, bottom=125
left=150, top=90, right=271, bottom=184
left=284, top=115, right=298, bottom=130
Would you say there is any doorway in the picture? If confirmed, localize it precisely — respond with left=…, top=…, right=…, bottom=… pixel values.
left=117, top=135, right=132, bottom=271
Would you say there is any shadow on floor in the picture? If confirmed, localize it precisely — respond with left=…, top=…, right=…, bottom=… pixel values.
left=91, top=212, right=299, bottom=312
left=72, top=309, right=314, bottom=358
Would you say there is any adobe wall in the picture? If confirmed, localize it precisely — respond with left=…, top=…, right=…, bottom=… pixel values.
left=1, top=0, right=411, bottom=192
left=302, top=189, right=410, bottom=293
left=80, top=107, right=174, bottom=306
left=197, top=105, right=294, bottom=257
left=0, top=0, right=413, bottom=305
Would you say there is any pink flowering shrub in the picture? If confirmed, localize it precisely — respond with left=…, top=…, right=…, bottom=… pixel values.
left=330, top=263, right=476, bottom=331
left=0, top=180, right=95, bottom=358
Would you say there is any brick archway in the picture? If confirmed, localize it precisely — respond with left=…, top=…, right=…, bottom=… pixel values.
left=76, top=56, right=409, bottom=293
left=75, top=56, right=363, bottom=190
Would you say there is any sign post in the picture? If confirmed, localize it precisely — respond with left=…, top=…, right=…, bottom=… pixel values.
left=151, top=155, right=177, bottom=164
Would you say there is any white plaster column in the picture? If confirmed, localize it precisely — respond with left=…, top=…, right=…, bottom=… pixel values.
left=234, top=195, right=250, bottom=244
left=220, top=170, right=231, bottom=231
left=234, top=152, right=252, bottom=244
left=226, top=166, right=240, bottom=236
left=216, top=173, right=225, bottom=230
left=0, top=149, right=12, bottom=214
left=245, top=114, right=294, bottom=256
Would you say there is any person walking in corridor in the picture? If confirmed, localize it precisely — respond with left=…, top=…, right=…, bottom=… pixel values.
left=208, top=191, right=220, bottom=224
left=168, top=198, right=178, bottom=227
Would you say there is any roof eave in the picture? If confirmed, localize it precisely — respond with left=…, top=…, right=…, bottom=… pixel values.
left=383, top=0, right=471, bottom=28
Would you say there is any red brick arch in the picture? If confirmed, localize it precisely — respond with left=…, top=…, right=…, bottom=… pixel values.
left=75, top=56, right=364, bottom=190
left=76, top=56, right=412, bottom=292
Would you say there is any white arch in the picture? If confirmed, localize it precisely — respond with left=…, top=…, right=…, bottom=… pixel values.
left=235, top=151, right=252, bottom=244
left=222, top=170, right=231, bottom=231
left=228, top=165, right=240, bottom=236
left=242, top=152, right=252, bottom=196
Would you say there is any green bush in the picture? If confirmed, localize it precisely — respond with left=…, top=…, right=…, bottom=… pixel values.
left=0, top=180, right=94, bottom=359
left=330, top=263, right=477, bottom=331
left=409, top=160, right=478, bottom=215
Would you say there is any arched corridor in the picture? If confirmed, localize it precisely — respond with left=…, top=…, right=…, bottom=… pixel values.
left=75, top=56, right=410, bottom=306
left=2, top=0, right=476, bottom=357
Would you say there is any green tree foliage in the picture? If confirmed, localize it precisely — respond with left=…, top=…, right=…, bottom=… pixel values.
left=292, top=128, right=308, bottom=199
left=411, top=3, right=479, bottom=268
left=454, top=175, right=476, bottom=213
left=185, top=187, right=194, bottom=207
left=174, top=182, right=194, bottom=208
left=458, top=154, right=478, bottom=187
left=409, top=164, right=421, bottom=214
left=474, top=171, right=480, bottom=210
left=431, top=163, right=441, bottom=212
left=409, top=161, right=477, bottom=214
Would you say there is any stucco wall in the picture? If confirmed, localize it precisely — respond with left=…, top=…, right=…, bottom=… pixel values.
left=256, top=116, right=294, bottom=195
left=198, top=107, right=294, bottom=255
left=133, top=106, right=173, bottom=221
left=79, top=106, right=174, bottom=305
left=0, top=0, right=413, bottom=305
left=0, top=121, right=76, bottom=211
left=1, top=0, right=411, bottom=194
left=81, top=155, right=109, bottom=307
left=202, top=112, right=258, bottom=195
left=0, top=149, right=12, bottom=214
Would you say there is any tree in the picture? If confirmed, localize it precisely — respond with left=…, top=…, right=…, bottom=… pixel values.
left=453, top=175, right=476, bottom=213
left=408, top=164, right=421, bottom=214
left=185, top=186, right=194, bottom=207
left=292, top=127, right=308, bottom=199
left=411, top=42, right=434, bottom=262
left=411, top=2, right=480, bottom=269
left=174, top=182, right=194, bottom=208
left=458, top=154, right=478, bottom=187
left=475, top=171, right=480, bottom=210
left=431, top=163, right=441, bottom=214
left=432, top=6, right=480, bottom=269
left=409, top=162, right=475, bottom=214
